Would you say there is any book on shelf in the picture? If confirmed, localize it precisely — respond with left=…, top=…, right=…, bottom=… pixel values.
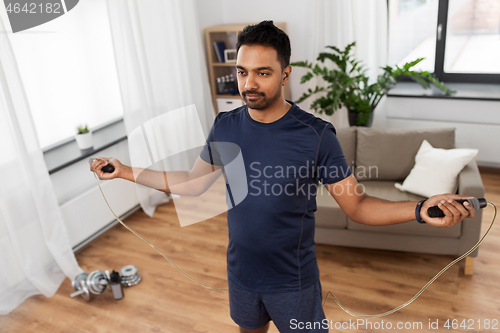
left=213, top=41, right=226, bottom=62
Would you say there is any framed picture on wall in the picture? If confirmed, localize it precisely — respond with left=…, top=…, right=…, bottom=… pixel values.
left=224, top=49, right=237, bottom=63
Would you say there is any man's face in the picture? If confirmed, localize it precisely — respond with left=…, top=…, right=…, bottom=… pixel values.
left=236, top=45, right=290, bottom=110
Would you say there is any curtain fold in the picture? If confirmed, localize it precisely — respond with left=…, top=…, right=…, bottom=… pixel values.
left=106, top=0, right=215, bottom=217
left=304, top=0, right=388, bottom=127
left=0, top=15, right=82, bottom=315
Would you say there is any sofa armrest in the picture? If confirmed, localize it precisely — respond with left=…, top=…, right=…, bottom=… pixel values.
left=458, top=160, right=484, bottom=198
left=457, top=160, right=485, bottom=257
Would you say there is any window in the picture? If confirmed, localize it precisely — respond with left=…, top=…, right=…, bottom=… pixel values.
left=388, top=0, right=500, bottom=83
left=2, top=0, right=123, bottom=149
left=388, top=0, right=439, bottom=72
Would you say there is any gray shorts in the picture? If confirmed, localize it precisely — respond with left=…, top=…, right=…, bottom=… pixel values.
left=228, top=279, right=328, bottom=332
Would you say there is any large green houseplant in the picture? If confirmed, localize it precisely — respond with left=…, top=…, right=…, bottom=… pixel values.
left=291, top=42, right=455, bottom=126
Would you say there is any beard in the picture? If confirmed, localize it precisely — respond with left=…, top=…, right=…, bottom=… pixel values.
left=242, top=86, right=282, bottom=110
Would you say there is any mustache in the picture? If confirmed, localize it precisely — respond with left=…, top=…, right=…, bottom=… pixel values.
left=242, top=91, right=265, bottom=97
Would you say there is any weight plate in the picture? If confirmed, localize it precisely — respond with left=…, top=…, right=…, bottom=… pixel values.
left=120, top=265, right=138, bottom=277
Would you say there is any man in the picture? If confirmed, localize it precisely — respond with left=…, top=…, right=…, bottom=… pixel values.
left=91, top=21, right=474, bottom=333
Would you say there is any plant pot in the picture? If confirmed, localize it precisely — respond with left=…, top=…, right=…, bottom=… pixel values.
left=75, top=132, right=93, bottom=150
left=348, top=110, right=373, bottom=127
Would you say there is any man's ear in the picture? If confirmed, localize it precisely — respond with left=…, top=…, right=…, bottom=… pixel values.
left=282, top=65, right=292, bottom=86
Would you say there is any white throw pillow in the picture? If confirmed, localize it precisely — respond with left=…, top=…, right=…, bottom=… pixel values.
left=395, top=140, right=478, bottom=198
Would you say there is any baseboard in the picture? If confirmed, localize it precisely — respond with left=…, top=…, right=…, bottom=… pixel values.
left=478, top=165, right=500, bottom=174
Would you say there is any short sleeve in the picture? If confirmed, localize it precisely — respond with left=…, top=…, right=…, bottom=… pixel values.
left=316, top=124, right=352, bottom=184
left=199, top=113, right=223, bottom=166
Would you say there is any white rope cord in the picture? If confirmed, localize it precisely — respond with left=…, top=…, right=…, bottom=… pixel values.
left=93, top=172, right=496, bottom=317
left=93, top=172, right=228, bottom=292
left=323, top=202, right=497, bottom=318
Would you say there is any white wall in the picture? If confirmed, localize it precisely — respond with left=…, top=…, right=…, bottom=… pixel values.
left=373, top=96, right=500, bottom=167
left=194, top=0, right=224, bottom=31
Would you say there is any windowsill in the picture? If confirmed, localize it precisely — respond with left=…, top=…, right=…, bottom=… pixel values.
left=44, top=119, right=127, bottom=174
left=387, top=82, right=500, bottom=101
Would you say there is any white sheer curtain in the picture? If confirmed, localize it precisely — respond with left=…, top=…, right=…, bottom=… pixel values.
left=106, top=0, right=215, bottom=217
left=0, top=16, right=82, bottom=315
left=305, top=0, right=388, bottom=127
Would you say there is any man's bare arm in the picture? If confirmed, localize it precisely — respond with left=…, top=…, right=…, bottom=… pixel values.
left=90, top=156, right=222, bottom=196
left=326, top=174, right=475, bottom=228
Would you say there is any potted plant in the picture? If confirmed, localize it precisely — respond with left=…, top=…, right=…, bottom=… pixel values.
left=291, top=42, right=455, bottom=126
left=75, top=124, right=93, bottom=150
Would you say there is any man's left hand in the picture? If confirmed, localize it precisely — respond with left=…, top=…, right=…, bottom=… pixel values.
left=420, top=194, right=476, bottom=228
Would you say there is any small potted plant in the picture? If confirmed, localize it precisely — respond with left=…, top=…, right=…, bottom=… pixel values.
left=75, top=124, right=93, bottom=150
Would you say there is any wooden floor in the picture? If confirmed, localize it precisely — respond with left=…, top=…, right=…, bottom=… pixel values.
left=1, top=168, right=499, bottom=333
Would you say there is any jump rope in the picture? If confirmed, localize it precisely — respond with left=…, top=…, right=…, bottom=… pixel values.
left=90, top=160, right=497, bottom=319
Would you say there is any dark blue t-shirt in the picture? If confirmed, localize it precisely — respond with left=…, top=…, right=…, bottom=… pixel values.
left=200, top=101, right=351, bottom=293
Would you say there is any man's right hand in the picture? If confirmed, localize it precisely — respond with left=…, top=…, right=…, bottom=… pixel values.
left=90, top=157, right=122, bottom=180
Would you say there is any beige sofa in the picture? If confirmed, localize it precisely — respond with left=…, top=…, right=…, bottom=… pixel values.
left=314, top=127, right=484, bottom=274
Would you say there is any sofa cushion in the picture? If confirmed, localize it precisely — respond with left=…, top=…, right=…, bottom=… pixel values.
left=395, top=140, right=478, bottom=197
left=346, top=181, right=462, bottom=238
left=355, top=127, right=455, bottom=181
left=335, top=127, right=356, bottom=173
left=315, top=185, right=347, bottom=229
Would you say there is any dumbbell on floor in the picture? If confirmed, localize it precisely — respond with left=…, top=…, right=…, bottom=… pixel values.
left=70, top=265, right=141, bottom=302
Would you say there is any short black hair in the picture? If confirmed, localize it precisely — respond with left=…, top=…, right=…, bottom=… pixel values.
left=236, top=20, right=291, bottom=70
